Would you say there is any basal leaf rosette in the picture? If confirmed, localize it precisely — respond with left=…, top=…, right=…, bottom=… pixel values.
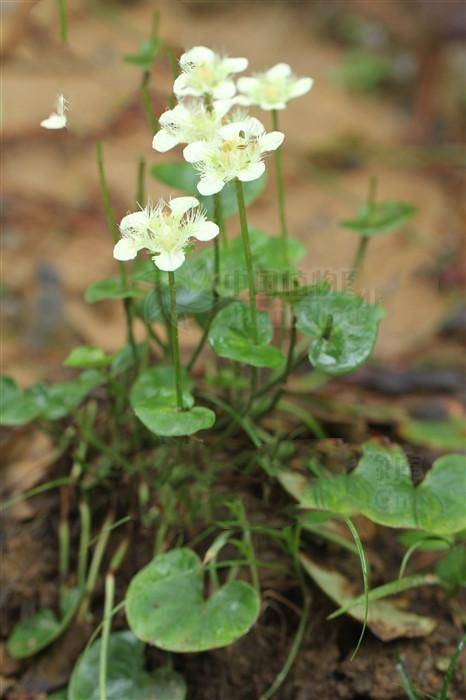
left=294, top=287, right=385, bottom=375
left=125, top=548, right=260, bottom=652
left=208, top=301, right=285, bottom=369
left=279, top=441, right=466, bottom=536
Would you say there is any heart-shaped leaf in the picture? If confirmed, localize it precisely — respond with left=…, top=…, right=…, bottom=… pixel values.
left=7, top=587, right=81, bottom=659
left=130, top=366, right=194, bottom=410
left=63, top=346, right=113, bottom=369
left=341, top=201, right=416, bottom=237
left=0, top=377, right=43, bottom=426
left=85, top=278, right=143, bottom=303
left=279, top=441, right=466, bottom=535
left=208, top=301, right=284, bottom=368
left=294, top=288, right=384, bottom=375
left=125, top=548, right=260, bottom=652
left=69, top=630, right=186, bottom=700
left=142, top=286, right=215, bottom=323
left=134, top=405, right=215, bottom=437
left=150, top=162, right=266, bottom=219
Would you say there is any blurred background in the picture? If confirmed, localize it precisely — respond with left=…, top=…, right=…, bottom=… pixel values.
left=3, top=0, right=465, bottom=386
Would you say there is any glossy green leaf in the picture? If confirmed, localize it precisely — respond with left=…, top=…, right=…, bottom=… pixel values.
left=142, top=286, right=214, bottom=323
left=150, top=162, right=266, bottom=218
left=63, top=346, right=112, bottom=369
left=47, top=689, right=68, bottom=700
left=279, top=441, right=466, bottom=535
left=399, top=419, right=466, bottom=451
left=126, top=548, right=260, bottom=652
left=130, top=366, right=194, bottom=410
left=341, top=201, right=416, bottom=237
left=208, top=301, right=285, bottom=368
left=294, top=288, right=384, bottom=375
left=134, top=404, right=215, bottom=437
left=7, top=587, right=80, bottom=659
left=110, top=342, right=147, bottom=377
left=301, top=555, right=436, bottom=641
left=84, top=278, right=143, bottom=303
left=69, top=631, right=186, bottom=700
left=0, top=377, right=43, bottom=426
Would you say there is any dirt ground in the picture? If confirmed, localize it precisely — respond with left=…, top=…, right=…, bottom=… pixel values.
left=1, top=0, right=465, bottom=698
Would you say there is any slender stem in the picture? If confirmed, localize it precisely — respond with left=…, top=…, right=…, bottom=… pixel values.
left=78, top=499, right=91, bottom=590
left=58, top=486, right=70, bottom=588
left=214, top=191, right=228, bottom=249
left=166, top=48, right=179, bottom=108
left=56, top=0, right=68, bottom=42
left=272, top=109, right=288, bottom=263
left=96, top=142, right=139, bottom=370
left=167, top=271, right=184, bottom=410
left=141, top=71, right=158, bottom=135
left=349, top=176, right=377, bottom=287
left=136, top=157, right=146, bottom=205
left=234, top=179, right=258, bottom=343
left=99, top=573, right=114, bottom=700
left=78, top=511, right=114, bottom=622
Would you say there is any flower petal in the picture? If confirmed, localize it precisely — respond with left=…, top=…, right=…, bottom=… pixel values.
left=260, top=131, right=285, bottom=152
left=113, top=238, right=138, bottom=261
left=180, top=46, right=215, bottom=68
left=183, top=141, right=208, bottom=163
left=152, top=129, right=180, bottom=152
left=237, top=161, right=266, bottom=182
left=40, top=114, right=67, bottom=129
left=197, top=177, right=225, bottom=196
left=173, top=74, right=189, bottom=96
left=212, top=80, right=236, bottom=99
left=266, top=63, right=292, bottom=80
left=153, top=251, right=186, bottom=272
left=192, top=220, right=219, bottom=241
left=213, top=99, right=233, bottom=119
left=169, top=196, right=199, bottom=216
left=236, top=77, right=259, bottom=93
left=290, top=77, right=314, bottom=98
left=120, top=211, right=149, bottom=235
left=223, top=57, right=248, bottom=73
left=259, top=101, right=286, bottom=111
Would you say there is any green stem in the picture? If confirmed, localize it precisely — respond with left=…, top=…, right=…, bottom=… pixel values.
left=234, top=178, right=258, bottom=343
left=141, top=71, right=158, bottom=135
left=272, top=109, right=288, bottom=263
left=56, top=0, right=67, bottom=42
left=78, top=499, right=91, bottom=590
left=99, top=573, right=115, bottom=700
left=214, top=191, right=228, bottom=249
left=136, top=157, right=146, bottom=205
left=187, top=235, right=220, bottom=371
left=167, top=271, right=184, bottom=410
left=166, top=48, right=179, bottom=108
left=96, top=141, right=139, bottom=370
left=349, top=235, right=369, bottom=286
left=78, top=511, right=114, bottom=622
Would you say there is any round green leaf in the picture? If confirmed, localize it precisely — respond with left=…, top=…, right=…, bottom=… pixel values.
left=208, top=301, right=285, bottom=368
left=69, top=631, right=186, bottom=700
left=295, top=288, right=384, bottom=375
left=279, top=441, right=466, bottom=536
left=126, top=548, right=260, bottom=652
left=40, top=370, right=105, bottom=420
left=150, top=162, right=266, bottom=219
left=134, top=404, right=215, bottom=437
left=130, top=366, right=194, bottom=410
left=341, top=201, right=416, bottom=237
left=0, top=376, right=43, bottom=426
left=84, top=278, right=143, bottom=303
left=63, top=346, right=112, bottom=369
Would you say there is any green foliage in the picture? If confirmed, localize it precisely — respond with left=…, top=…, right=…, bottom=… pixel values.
left=85, top=278, right=143, bottom=303
left=0, top=371, right=105, bottom=426
left=126, top=548, right=260, bottom=652
left=436, top=547, right=466, bottom=592
left=280, top=441, right=466, bottom=535
left=7, top=587, right=80, bottom=659
left=69, top=631, right=186, bottom=700
left=399, top=419, right=466, bottom=451
left=64, top=346, right=113, bottom=369
left=208, top=301, right=285, bottom=368
left=150, top=162, right=266, bottom=218
left=294, top=288, right=385, bottom=375
left=124, top=38, right=162, bottom=71
left=331, top=50, right=394, bottom=93
left=341, top=201, right=417, bottom=237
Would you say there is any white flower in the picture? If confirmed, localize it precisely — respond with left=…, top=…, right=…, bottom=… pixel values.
left=183, top=117, right=284, bottom=196
left=40, top=94, right=68, bottom=129
left=174, top=46, right=248, bottom=99
left=236, top=63, right=313, bottom=110
left=152, top=99, right=232, bottom=152
left=114, top=196, right=219, bottom=272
